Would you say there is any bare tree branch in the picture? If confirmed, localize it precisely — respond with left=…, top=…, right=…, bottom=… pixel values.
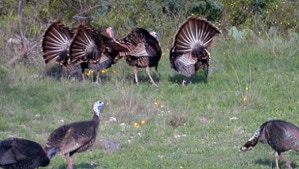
left=8, top=0, right=33, bottom=65
left=18, top=0, right=27, bottom=51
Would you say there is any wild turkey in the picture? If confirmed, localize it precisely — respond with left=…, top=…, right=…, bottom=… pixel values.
left=69, top=23, right=120, bottom=83
left=240, top=119, right=299, bottom=169
left=169, top=16, right=221, bottom=85
left=106, top=27, right=162, bottom=86
left=0, top=137, right=58, bottom=169
left=42, top=21, right=82, bottom=79
left=44, top=100, right=105, bottom=169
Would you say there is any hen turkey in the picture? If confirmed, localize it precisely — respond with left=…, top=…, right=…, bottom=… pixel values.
left=42, top=21, right=82, bottom=79
left=0, top=137, right=58, bottom=169
left=240, top=119, right=299, bottom=169
left=106, top=27, right=162, bottom=86
left=169, top=16, right=221, bottom=85
left=44, top=100, right=105, bottom=169
left=69, top=23, right=120, bottom=83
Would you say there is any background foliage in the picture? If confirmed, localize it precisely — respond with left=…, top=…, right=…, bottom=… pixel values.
left=0, top=0, right=298, bottom=60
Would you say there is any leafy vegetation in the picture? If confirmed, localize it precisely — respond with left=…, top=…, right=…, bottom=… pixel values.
left=0, top=0, right=299, bottom=169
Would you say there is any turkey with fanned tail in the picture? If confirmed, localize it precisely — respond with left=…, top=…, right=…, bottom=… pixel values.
left=42, top=21, right=82, bottom=79
left=44, top=100, right=105, bottom=169
left=0, top=137, right=58, bottom=169
left=69, top=23, right=120, bottom=83
left=240, top=119, right=299, bottom=169
left=106, top=27, right=162, bottom=86
left=169, top=16, right=221, bottom=85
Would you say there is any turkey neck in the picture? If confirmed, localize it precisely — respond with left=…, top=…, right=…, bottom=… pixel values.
left=91, top=113, right=100, bottom=127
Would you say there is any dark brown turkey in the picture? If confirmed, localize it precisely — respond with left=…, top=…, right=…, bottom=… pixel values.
left=240, top=119, right=299, bottom=169
left=106, top=27, right=162, bottom=86
left=42, top=21, right=82, bottom=79
left=44, top=100, right=105, bottom=169
left=69, top=23, right=120, bottom=83
left=169, top=16, right=221, bottom=85
left=0, top=137, right=58, bottom=169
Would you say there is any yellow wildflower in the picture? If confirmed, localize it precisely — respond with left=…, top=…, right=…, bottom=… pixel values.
left=141, top=120, right=147, bottom=125
left=154, top=102, right=158, bottom=106
left=85, top=70, right=93, bottom=76
left=243, top=97, right=247, bottom=102
left=134, top=122, right=140, bottom=128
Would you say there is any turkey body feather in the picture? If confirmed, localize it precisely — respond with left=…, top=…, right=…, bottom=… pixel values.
left=240, top=119, right=299, bottom=169
left=45, top=116, right=99, bottom=156
left=0, top=138, right=58, bottom=169
left=170, top=16, right=221, bottom=85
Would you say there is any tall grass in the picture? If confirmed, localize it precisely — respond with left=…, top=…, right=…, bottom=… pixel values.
left=1, top=30, right=299, bottom=169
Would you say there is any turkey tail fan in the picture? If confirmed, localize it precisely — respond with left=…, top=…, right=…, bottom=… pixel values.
left=172, top=16, right=221, bottom=53
left=42, top=21, right=74, bottom=65
left=69, top=23, right=105, bottom=64
left=240, top=124, right=265, bottom=151
left=169, top=16, right=220, bottom=84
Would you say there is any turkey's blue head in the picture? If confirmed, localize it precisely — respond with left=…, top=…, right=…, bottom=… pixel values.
left=93, top=100, right=105, bottom=116
left=150, top=31, right=158, bottom=39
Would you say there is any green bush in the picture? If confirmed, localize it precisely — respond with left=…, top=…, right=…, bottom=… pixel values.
left=187, top=0, right=223, bottom=21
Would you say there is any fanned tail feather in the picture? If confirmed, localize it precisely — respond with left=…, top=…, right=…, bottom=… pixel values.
left=172, top=16, right=221, bottom=53
left=240, top=122, right=268, bottom=151
left=69, top=23, right=105, bottom=64
left=42, top=21, right=73, bottom=65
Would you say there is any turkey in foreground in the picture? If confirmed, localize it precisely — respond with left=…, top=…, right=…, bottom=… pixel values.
left=42, top=21, right=82, bottom=79
left=106, top=27, right=162, bottom=86
left=169, top=16, right=221, bottom=85
left=44, top=100, right=105, bottom=169
left=0, top=137, right=58, bottom=169
left=240, top=119, right=299, bottom=169
left=69, top=23, right=120, bottom=83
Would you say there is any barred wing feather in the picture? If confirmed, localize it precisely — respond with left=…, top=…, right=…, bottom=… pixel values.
left=115, top=28, right=160, bottom=57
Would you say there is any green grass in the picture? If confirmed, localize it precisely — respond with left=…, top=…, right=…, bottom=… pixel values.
left=1, top=32, right=299, bottom=169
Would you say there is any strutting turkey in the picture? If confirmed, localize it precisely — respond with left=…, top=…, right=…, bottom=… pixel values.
left=169, top=16, right=221, bottom=85
left=240, top=119, right=299, bottom=169
left=42, top=21, right=82, bottom=79
left=44, top=100, right=105, bottom=169
left=106, top=27, right=162, bottom=86
left=69, top=23, right=120, bottom=83
left=0, top=137, right=58, bottom=169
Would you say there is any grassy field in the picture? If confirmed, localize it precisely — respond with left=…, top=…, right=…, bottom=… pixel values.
left=1, top=31, right=299, bottom=169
